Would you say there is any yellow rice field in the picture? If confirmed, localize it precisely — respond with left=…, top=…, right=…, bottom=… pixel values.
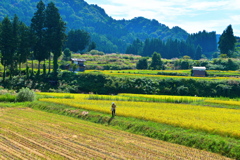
left=38, top=93, right=240, bottom=138
left=205, top=99, right=240, bottom=106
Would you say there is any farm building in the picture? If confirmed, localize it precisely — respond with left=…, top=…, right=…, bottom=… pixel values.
left=68, top=58, right=86, bottom=72
left=192, top=67, right=206, bottom=77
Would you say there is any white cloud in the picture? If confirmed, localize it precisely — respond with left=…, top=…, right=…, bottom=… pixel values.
left=187, top=1, right=228, bottom=11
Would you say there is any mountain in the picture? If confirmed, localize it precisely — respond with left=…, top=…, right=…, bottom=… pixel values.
left=0, top=0, right=189, bottom=53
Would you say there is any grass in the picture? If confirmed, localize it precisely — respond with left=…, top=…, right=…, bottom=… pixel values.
left=0, top=94, right=16, bottom=102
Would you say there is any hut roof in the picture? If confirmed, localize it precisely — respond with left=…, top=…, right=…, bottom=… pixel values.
left=71, top=58, right=86, bottom=62
left=192, top=67, right=206, bottom=71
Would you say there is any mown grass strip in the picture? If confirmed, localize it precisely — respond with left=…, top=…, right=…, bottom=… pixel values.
left=26, top=101, right=240, bottom=159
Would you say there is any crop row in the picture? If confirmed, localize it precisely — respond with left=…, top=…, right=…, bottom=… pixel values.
left=88, top=93, right=206, bottom=103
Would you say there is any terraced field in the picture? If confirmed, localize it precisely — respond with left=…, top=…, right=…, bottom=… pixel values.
left=0, top=107, right=231, bottom=160
left=39, top=93, right=240, bottom=138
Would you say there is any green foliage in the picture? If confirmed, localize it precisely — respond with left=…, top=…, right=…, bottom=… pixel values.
left=16, top=87, right=36, bottom=102
left=180, top=60, right=190, bottom=69
left=0, top=16, right=13, bottom=80
left=30, top=0, right=47, bottom=72
left=218, top=25, right=236, bottom=57
left=0, top=94, right=16, bottom=102
left=125, top=38, right=143, bottom=55
left=63, top=48, right=71, bottom=61
left=136, top=57, right=148, bottom=69
left=127, top=31, right=217, bottom=60
left=187, top=30, right=217, bottom=54
left=87, top=41, right=96, bottom=52
left=149, top=52, right=162, bottom=70
left=65, top=29, right=90, bottom=52
left=177, top=85, right=189, bottom=95
left=44, top=2, right=66, bottom=75
left=86, top=49, right=105, bottom=55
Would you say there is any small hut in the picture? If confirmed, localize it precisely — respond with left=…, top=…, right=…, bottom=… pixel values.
left=192, top=67, right=206, bottom=77
left=69, top=58, right=86, bottom=72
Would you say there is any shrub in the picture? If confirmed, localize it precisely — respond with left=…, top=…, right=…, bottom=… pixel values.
left=0, top=94, right=16, bottom=102
left=16, top=87, right=36, bottom=102
left=177, top=85, right=189, bottom=95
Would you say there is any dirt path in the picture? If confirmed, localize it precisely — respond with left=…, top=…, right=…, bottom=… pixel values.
left=0, top=107, right=233, bottom=160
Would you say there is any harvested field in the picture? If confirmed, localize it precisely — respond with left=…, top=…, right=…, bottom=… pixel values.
left=0, top=107, right=232, bottom=160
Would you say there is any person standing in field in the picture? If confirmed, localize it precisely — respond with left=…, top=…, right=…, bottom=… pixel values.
left=111, top=102, right=116, bottom=117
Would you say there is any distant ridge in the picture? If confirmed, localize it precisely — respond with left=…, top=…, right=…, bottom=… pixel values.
left=0, top=0, right=189, bottom=53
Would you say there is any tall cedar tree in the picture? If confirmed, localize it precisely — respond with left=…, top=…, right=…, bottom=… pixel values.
left=218, top=25, right=236, bottom=57
left=17, top=22, right=31, bottom=73
left=0, top=17, right=13, bottom=81
left=11, top=15, right=20, bottom=77
left=45, top=2, right=66, bottom=76
left=149, top=52, right=162, bottom=70
left=30, top=0, right=48, bottom=74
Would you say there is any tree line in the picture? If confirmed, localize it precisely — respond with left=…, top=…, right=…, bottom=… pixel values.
left=126, top=25, right=237, bottom=60
left=0, top=0, right=66, bottom=81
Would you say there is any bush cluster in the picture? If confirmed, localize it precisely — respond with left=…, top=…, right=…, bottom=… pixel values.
left=16, top=87, right=36, bottom=102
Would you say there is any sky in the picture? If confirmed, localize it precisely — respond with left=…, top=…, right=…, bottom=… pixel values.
left=85, top=0, right=240, bottom=36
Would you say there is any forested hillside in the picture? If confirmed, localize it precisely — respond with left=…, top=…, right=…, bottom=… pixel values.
left=0, top=0, right=188, bottom=53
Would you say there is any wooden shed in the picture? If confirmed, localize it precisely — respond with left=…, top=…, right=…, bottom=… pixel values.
left=192, top=67, right=206, bottom=77
left=69, top=58, right=86, bottom=72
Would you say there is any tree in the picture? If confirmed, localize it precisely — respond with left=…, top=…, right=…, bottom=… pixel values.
left=136, top=58, right=148, bottom=69
left=226, top=59, right=238, bottom=70
left=63, top=48, right=71, bottom=61
left=45, top=2, right=66, bottom=76
left=218, top=25, right=236, bottom=57
left=195, top=45, right=202, bottom=60
left=149, top=52, right=162, bottom=70
left=125, top=38, right=143, bottom=55
left=10, top=15, right=20, bottom=76
left=17, top=22, right=31, bottom=73
left=87, top=41, right=96, bottom=51
left=30, top=0, right=47, bottom=75
left=66, top=29, right=90, bottom=52
left=0, top=17, right=13, bottom=81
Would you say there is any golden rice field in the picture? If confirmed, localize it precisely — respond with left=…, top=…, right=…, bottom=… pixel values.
left=205, top=99, right=240, bottom=106
left=38, top=93, right=240, bottom=139
left=0, top=107, right=231, bottom=159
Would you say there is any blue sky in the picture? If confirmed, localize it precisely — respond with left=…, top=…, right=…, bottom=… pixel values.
left=85, top=0, right=240, bottom=36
